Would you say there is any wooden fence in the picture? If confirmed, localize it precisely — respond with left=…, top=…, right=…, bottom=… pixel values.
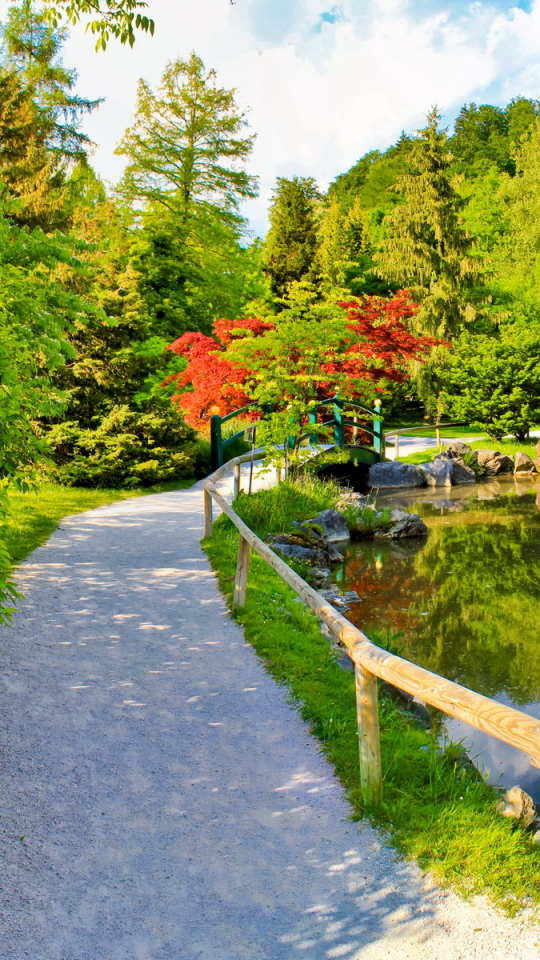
left=204, top=452, right=540, bottom=806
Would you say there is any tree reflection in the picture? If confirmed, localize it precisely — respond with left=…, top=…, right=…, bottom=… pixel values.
left=343, top=491, right=540, bottom=705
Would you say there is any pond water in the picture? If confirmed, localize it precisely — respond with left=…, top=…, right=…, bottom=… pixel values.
left=335, top=478, right=540, bottom=800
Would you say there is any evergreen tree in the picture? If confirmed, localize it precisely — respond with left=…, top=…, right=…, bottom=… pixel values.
left=263, top=176, right=320, bottom=299
left=376, top=109, right=480, bottom=338
left=0, top=2, right=100, bottom=230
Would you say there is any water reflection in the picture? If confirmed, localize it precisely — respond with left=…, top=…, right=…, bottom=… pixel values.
left=338, top=481, right=540, bottom=798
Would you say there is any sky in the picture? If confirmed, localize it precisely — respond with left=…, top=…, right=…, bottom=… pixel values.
left=27, top=0, right=540, bottom=235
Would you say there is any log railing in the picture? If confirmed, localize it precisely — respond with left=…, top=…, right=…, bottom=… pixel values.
left=203, top=454, right=540, bottom=806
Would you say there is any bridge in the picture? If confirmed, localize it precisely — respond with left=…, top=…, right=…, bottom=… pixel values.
left=210, top=395, right=384, bottom=479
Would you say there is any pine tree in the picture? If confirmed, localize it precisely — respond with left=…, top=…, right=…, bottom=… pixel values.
left=263, top=176, right=320, bottom=299
left=376, top=109, right=480, bottom=338
left=0, top=2, right=100, bottom=230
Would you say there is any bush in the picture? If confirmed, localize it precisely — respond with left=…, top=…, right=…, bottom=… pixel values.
left=47, top=397, right=197, bottom=488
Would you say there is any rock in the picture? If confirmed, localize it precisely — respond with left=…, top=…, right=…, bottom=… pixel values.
left=514, top=451, right=536, bottom=474
left=342, top=590, right=361, bottom=603
left=369, top=461, right=425, bottom=489
left=336, top=651, right=354, bottom=672
left=306, top=508, right=350, bottom=543
left=485, top=454, right=514, bottom=475
left=311, top=567, right=331, bottom=582
left=449, top=457, right=476, bottom=484
left=374, top=508, right=428, bottom=540
left=417, top=458, right=453, bottom=487
left=475, top=449, right=500, bottom=466
left=335, top=491, right=369, bottom=510
left=444, top=441, right=472, bottom=458
left=497, top=786, right=537, bottom=827
left=534, top=458, right=540, bottom=475
left=269, top=542, right=320, bottom=564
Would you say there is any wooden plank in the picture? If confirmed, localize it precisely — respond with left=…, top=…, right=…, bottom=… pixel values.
left=233, top=536, right=250, bottom=608
left=206, top=481, right=540, bottom=767
left=356, top=663, right=383, bottom=805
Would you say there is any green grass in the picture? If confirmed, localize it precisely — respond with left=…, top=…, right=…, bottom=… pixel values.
left=397, top=436, right=539, bottom=466
left=4, top=479, right=193, bottom=566
left=387, top=424, right=487, bottom=440
left=204, top=479, right=540, bottom=913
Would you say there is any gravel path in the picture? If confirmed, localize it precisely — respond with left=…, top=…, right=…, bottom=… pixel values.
left=0, top=475, right=539, bottom=959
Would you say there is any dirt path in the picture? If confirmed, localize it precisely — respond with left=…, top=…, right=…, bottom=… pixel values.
left=0, top=476, right=538, bottom=959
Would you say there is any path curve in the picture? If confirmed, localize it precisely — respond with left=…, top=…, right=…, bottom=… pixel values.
left=0, top=473, right=538, bottom=959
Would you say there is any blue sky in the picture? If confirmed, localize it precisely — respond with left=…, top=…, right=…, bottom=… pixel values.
left=26, top=0, right=540, bottom=234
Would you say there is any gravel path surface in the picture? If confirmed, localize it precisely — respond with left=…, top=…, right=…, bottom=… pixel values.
left=0, top=476, right=539, bottom=959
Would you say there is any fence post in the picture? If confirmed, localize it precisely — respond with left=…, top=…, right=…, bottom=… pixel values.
left=210, top=415, right=223, bottom=471
left=395, top=433, right=399, bottom=459
left=334, top=399, right=344, bottom=447
left=233, top=536, right=250, bottom=608
left=203, top=488, right=213, bottom=538
left=436, top=422, right=441, bottom=448
left=355, top=660, right=383, bottom=806
left=233, top=462, right=242, bottom=499
left=372, top=400, right=383, bottom=457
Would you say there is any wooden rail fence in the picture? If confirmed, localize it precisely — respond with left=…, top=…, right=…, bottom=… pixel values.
left=204, top=452, right=540, bottom=806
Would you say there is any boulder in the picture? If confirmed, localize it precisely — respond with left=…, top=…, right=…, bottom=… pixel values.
left=497, top=786, right=536, bottom=827
left=514, top=450, right=536, bottom=474
left=374, top=508, right=428, bottom=540
left=534, top=458, right=540, bottom=475
left=369, top=461, right=425, bottom=489
left=335, top=491, right=369, bottom=510
left=485, top=454, right=514, bottom=475
left=475, top=449, right=500, bottom=466
left=269, top=542, right=320, bottom=564
left=444, top=441, right=472, bottom=458
left=305, top=508, right=350, bottom=543
left=449, top=457, right=476, bottom=485
left=417, top=458, right=453, bottom=487
left=536, top=439, right=540, bottom=458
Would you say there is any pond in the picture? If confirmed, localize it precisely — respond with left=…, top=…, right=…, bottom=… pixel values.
left=335, top=478, right=540, bottom=800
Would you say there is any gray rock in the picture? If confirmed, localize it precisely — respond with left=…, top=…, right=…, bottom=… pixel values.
left=369, top=461, right=425, bottom=489
left=306, top=508, right=350, bottom=543
left=443, top=441, right=472, bottom=458
left=497, top=785, right=537, bottom=827
left=374, top=508, right=428, bottom=540
left=342, top=590, right=361, bottom=603
left=514, top=450, right=536, bottom=474
left=450, top=457, right=476, bottom=485
left=335, top=491, right=369, bottom=510
left=417, top=458, right=453, bottom=487
left=311, top=567, right=331, bottom=582
left=270, top=542, right=320, bottom=563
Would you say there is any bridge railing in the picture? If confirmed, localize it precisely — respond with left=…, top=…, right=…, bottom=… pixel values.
left=210, top=396, right=384, bottom=470
left=203, top=453, right=540, bottom=807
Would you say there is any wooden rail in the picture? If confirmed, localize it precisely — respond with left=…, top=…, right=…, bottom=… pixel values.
left=203, top=454, right=540, bottom=806
left=384, top=422, right=468, bottom=458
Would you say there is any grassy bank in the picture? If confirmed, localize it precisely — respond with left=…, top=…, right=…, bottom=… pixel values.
left=4, top=479, right=193, bottom=567
left=204, top=478, right=540, bottom=913
left=397, top=436, right=539, bottom=466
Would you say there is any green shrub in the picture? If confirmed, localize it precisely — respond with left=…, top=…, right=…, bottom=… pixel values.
left=47, top=397, right=196, bottom=488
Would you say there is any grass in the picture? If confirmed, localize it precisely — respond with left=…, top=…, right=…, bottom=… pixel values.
left=204, top=477, right=540, bottom=913
left=4, top=478, right=193, bottom=567
left=397, top=436, right=539, bottom=466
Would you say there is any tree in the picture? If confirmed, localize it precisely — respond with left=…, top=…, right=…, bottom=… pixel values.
left=440, top=322, right=540, bottom=441
left=0, top=2, right=100, bottom=230
left=116, top=52, right=257, bottom=225
left=376, top=109, right=480, bottom=339
left=263, top=176, right=320, bottom=299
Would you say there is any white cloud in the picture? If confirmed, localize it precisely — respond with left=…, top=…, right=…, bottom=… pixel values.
left=23, top=0, right=540, bottom=234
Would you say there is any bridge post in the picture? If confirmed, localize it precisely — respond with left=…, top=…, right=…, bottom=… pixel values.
left=372, top=400, right=383, bottom=457
left=308, top=409, right=318, bottom=444
left=210, top=415, right=223, bottom=471
left=334, top=399, right=344, bottom=447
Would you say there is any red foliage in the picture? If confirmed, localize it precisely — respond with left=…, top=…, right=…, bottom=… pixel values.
left=166, top=293, right=444, bottom=428
left=166, top=318, right=274, bottom=428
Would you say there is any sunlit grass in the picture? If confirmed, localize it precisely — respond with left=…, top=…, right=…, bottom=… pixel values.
left=397, top=436, right=539, bottom=466
left=204, top=478, right=540, bottom=912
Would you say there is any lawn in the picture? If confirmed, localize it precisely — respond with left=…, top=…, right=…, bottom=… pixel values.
left=396, top=436, right=539, bottom=466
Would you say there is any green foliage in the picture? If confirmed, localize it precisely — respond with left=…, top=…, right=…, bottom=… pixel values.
left=376, top=109, right=480, bottom=339
left=42, top=0, right=154, bottom=50
left=47, top=396, right=196, bottom=487
left=439, top=322, right=540, bottom=441
left=263, top=176, right=320, bottom=299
